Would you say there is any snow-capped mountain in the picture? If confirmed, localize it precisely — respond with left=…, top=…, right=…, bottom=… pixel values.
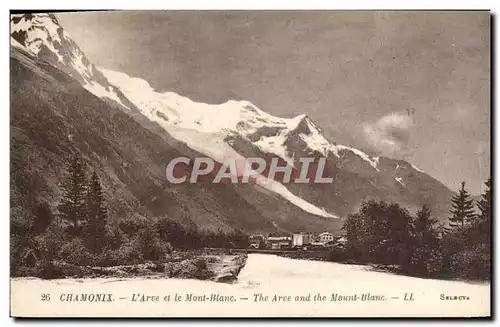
left=10, top=13, right=456, bottom=227
left=100, top=68, right=342, bottom=218
left=9, top=13, right=342, bottom=218
left=99, top=67, right=454, bottom=220
left=10, top=13, right=133, bottom=110
left=100, top=68, right=381, bottom=171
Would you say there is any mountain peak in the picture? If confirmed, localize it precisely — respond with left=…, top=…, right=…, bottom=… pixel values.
left=11, top=12, right=93, bottom=83
left=288, top=114, right=323, bottom=135
left=11, top=13, right=134, bottom=110
left=11, top=13, right=64, bottom=58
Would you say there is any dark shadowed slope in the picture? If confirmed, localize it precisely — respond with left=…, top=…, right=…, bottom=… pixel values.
left=10, top=46, right=344, bottom=234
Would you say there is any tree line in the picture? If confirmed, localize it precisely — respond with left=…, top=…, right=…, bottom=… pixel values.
left=11, top=154, right=250, bottom=278
left=11, top=153, right=491, bottom=282
left=340, top=179, right=491, bottom=281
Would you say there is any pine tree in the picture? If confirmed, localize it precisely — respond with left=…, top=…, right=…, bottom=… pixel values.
left=474, top=178, right=491, bottom=246
left=449, top=181, right=476, bottom=229
left=476, top=177, right=492, bottom=279
left=85, top=171, right=108, bottom=253
left=414, top=205, right=439, bottom=242
left=477, top=178, right=491, bottom=223
left=57, top=155, right=88, bottom=230
left=411, top=205, right=441, bottom=276
left=32, top=202, right=54, bottom=234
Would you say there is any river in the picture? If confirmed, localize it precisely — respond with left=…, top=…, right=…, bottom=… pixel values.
left=11, top=254, right=490, bottom=317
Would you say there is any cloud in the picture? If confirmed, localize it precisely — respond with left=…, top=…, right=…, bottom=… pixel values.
left=363, top=112, right=413, bottom=156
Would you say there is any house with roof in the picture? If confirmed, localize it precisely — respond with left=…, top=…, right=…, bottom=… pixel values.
left=318, top=231, right=334, bottom=243
left=249, top=234, right=266, bottom=249
left=266, top=236, right=292, bottom=249
left=292, top=232, right=312, bottom=248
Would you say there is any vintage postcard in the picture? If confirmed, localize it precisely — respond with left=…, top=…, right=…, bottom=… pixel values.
left=10, top=10, right=491, bottom=318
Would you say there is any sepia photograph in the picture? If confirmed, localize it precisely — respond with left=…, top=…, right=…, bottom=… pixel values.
left=9, top=10, right=491, bottom=318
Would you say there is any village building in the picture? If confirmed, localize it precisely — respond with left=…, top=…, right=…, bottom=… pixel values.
left=249, top=234, right=266, bottom=249
left=318, top=231, right=334, bottom=243
left=267, top=236, right=292, bottom=249
left=292, top=232, right=311, bottom=247
left=330, top=236, right=347, bottom=248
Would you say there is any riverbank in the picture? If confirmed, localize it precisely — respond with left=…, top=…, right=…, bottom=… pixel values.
left=12, top=250, right=248, bottom=283
left=11, top=254, right=490, bottom=317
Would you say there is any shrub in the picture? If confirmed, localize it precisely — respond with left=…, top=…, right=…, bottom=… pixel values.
left=93, top=248, right=119, bottom=267
left=448, top=244, right=490, bottom=280
left=151, top=262, right=165, bottom=273
left=112, top=242, right=144, bottom=265
left=10, top=235, right=22, bottom=276
left=32, top=224, right=66, bottom=263
left=118, top=216, right=149, bottom=238
left=32, top=201, right=54, bottom=234
left=426, top=248, right=445, bottom=277
left=163, top=242, right=173, bottom=255
left=409, top=246, right=445, bottom=278
left=36, top=260, right=64, bottom=279
left=58, top=238, right=93, bottom=266
left=137, top=224, right=167, bottom=262
left=106, top=225, right=126, bottom=250
left=194, top=258, right=207, bottom=270
left=156, top=217, right=191, bottom=249
left=328, top=247, right=348, bottom=263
